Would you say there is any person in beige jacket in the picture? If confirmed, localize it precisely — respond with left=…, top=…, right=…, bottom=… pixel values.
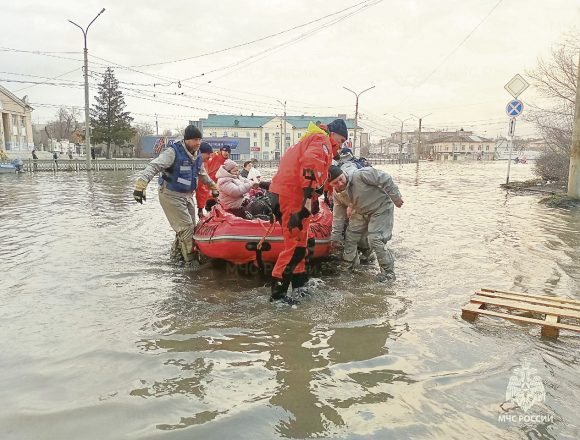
left=327, top=165, right=403, bottom=281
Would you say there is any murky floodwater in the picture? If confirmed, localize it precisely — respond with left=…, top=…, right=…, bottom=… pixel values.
left=0, top=162, right=579, bottom=440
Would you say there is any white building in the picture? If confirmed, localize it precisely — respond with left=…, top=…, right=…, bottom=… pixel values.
left=0, top=85, right=34, bottom=152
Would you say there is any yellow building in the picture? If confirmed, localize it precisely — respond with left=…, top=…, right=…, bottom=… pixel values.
left=0, top=85, right=34, bottom=153
left=428, top=131, right=496, bottom=161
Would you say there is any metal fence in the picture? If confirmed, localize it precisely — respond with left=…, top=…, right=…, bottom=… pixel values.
left=10, top=157, right=414, bottom=173
left=19, top=159, right=151, bottom=172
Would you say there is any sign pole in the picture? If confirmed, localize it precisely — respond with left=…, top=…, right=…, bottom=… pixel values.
left=506, top=118, right=516, bottom=185
left=503, top=74, right=529, bottom=185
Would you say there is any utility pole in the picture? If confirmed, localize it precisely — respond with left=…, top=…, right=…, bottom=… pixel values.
left=277, top=99, right=287, bottom=154
left=567, top=53, right=580, bottom=198
left=390, top=115, right=412, bottom=163
left=411, top=113, right=432, bottom=161
left=155, top=114, right=159, bottom=135
left=68, top=8, right=106, bottom=171
left=343, top=85, right=375, bottom=155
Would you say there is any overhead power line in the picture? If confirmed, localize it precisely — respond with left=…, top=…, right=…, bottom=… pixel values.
left=131, top=0, right=381, bottom=68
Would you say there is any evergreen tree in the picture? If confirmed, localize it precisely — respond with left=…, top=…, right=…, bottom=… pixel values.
left=90, top=67, right=135, bottom=158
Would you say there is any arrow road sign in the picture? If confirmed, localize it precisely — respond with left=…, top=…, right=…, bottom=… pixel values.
left=506, top=99, right=524, bottom=117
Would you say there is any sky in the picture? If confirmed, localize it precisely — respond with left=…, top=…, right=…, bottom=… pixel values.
left=1, top=0, right=578, bottom=141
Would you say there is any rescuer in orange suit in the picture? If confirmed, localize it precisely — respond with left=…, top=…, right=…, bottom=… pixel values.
left=196, top=145, right=231, bottom=217
left=268, top=119, right=348, bottom=304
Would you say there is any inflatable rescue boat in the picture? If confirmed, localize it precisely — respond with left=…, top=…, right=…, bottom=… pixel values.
left=193, top=200, right=333, bottom=266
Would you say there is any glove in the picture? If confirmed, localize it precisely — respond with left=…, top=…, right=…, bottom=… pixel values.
left=133, top=179, right=148, bottom=204
left=211, top=188, right=220, bottom=198
left=288, top=207, right=311, bottom=232
left=303, top=187, right=314, bottom=199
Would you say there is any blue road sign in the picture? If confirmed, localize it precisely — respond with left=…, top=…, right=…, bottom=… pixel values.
left=506, top=99, right=524, bottom=117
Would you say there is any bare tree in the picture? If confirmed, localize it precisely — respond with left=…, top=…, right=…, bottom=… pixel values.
left=45, top=107, right=81, bottom=141
left=525, top=32, right=578, bottom=181
left=132, top=122, right=154, bottom=157
left=173, top=125, right=187, bottom=137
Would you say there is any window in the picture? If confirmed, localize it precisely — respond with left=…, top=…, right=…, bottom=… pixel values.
left=462, top=146, right=465, bottom=151
left=211, top=132, right=217, bottom=137
left=486, top=146, right=489, bottom=151
left=478, top=146, right=482, bottom=151
left=297, top=133, right=301, bottom=138
left=21, top=116, right=25, bottom=126
left=233, top=132, right=238, bottom=137
left=469, top=145, right=474, bottom=151
left=265, top=133, right=269, bottom=140
left=253, top=142, right=257, bottom=147
left=231, top=153, right=240, bottom=160
left=253, top=132, right=257, bottom=138
left=265, top=141, right=269, bottom=147
left=262, top=152, right=269, bottom=160
left=223, top=131, right=228, bottom=137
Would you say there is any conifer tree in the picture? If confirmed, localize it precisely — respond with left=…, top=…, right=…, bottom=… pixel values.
left=90, top=67, right=135, bottom=157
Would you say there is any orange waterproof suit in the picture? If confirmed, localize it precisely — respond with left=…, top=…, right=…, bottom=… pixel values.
left=269, top=123, right=334, bottom=280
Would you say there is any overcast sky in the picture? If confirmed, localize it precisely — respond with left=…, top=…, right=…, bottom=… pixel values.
left=1, top=0, right=578, bottom=140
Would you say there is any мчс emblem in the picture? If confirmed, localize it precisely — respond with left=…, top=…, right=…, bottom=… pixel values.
left=505, top=359, right=546, bottom=412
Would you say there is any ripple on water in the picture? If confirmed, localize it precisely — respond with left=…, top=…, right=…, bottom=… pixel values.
left=0, top=164, right=579, bottom=439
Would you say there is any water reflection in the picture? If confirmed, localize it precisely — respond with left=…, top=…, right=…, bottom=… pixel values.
left=1, top=164, right=579, bottom=440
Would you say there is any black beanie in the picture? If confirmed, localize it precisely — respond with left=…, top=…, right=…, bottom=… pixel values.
left=328, top=165, right=344, bottom=182
left=184, top=125, right=202, bottom=140
left=327, top=119, right=348, bottom=139
left=199, top=142, right=213, bottom=154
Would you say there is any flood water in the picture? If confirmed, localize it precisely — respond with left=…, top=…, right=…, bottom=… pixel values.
left=1, top=162, right=579, bottom=440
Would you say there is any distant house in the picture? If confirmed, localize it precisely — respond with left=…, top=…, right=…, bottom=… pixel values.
left=0, top=85, right=34, bottom=152
left=428, top=131, right=495, bottom=161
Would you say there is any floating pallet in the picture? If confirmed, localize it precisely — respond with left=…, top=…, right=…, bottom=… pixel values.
left=461, top=288, right=580, bottom=338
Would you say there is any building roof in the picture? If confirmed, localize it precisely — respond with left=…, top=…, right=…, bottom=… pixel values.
left=429, top=133, right=492, bottom=144
left=0, top=85, right=33, bottom=110
left=200, top=114, right=357, bottom=129
left=201, top=115, right=274, bottom=128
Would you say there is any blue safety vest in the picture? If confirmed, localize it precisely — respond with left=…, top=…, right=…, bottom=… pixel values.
left=160, top=141, right=203, bottom=193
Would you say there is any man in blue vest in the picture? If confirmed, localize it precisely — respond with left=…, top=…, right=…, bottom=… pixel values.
left=133, top=125, right=219, bottom=262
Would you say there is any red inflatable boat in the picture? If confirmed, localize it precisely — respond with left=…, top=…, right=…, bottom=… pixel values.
left=193, top=200, right=333, bottom=265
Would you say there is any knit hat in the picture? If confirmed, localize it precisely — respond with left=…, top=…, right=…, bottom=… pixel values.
left=184, top=125, right=202, bottom=140
left=199, top=142, right=213, bottom=154
left=327, top=119, right=348, bottom=139
left=220, top=145, right=232, bottom=153
left=223, top=159, right=238, bottom=172
left=328, top=165, right=344, bottom=182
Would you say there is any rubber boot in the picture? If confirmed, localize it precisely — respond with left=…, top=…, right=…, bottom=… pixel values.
left=291, top=273, right=309, bottom=297
left=270, top=277, right=298, bottom=305
left=170, top=236, right=183, bottom=260
left=359, top=248, right=376, bottom=265
left=376, top=267, right=396, bottom=282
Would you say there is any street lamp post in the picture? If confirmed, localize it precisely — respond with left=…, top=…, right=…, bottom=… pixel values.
left=391, top=115, right=412, bottom=163
left=68, top=8, right=106, bottom=171
left=343, top=85, right=375, bottom=155
left=276, top=99, right=287, bottom=154
left=411, top=113, right=432, bottom=161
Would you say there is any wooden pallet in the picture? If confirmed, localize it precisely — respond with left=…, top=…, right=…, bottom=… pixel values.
left=461, top=288, right=580, bottom=338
